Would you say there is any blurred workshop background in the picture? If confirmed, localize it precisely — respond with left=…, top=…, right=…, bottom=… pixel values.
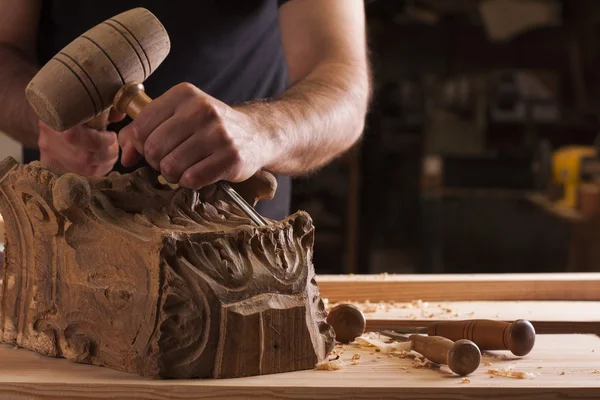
left=2, top=0, right=600, bottom=275
left=290, top=0, right=600, bottom=275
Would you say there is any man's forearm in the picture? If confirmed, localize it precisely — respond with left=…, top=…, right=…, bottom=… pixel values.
left=240, top=59, right=370, bottom=176
left=0, top=43, right=40, bottom=147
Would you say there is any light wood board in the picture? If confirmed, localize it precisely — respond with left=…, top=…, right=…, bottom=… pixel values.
left=0, top=335, right=599, bottom=399
left=326, top=300, right=600, bottom=334
left=317, top=273, right=600, bottom=301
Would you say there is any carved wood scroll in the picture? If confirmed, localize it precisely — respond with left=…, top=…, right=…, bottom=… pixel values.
left=0, top=157, right=334, bottom=379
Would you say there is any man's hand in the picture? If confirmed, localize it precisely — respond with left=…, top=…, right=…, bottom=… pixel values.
left=118, top=83, right=275, bottom=190
left=38, top=109, right=124, bottom=176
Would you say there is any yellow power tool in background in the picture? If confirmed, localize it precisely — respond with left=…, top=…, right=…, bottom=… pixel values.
left=536, top=138, right=600, bottom=209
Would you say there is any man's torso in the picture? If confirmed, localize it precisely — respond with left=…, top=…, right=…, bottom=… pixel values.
left=27, top=0, right=292, bottom=220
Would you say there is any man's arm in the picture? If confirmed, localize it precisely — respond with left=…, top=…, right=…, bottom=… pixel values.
left=244, top=0, right=371, bottom=175
left=0, top=0, right=42, bottom=148
left=118, top=0, right=371, bottom=189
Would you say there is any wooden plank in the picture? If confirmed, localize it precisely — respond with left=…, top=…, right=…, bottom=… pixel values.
left=0, top=335, right=599, bottom=399
left=317, top=273, right=600, bottom=301
left=326, top=300, right=600, bottom=334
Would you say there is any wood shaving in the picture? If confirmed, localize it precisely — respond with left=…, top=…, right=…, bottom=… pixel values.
left=488, top=368, right=535, bottom=379
left=484, top=362, right=493, bottom=367
left=413, top=357, right=440, bottom=370
left=353, top=333, right=412, bottom=353
left=461, top=378, right=470, bottom=384
left=351, top=354, right=360, bottom=365
left=316, top=359, right=344, bottom=371
left=592, top=369, right=600, bottom=374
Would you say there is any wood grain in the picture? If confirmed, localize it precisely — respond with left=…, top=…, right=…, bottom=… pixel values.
left=0, top=157, right=334, bottom=379
left=0, top=334, right=598, bottom=399
left=317, top=273, right=600, bottom=301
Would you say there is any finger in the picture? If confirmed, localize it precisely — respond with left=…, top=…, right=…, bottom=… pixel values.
left=120, top=141, right=143, bottom=168
left=156, top=124, right=227, bottom=183
left=143, top=116, right=195, bottom=171
left=109, top=107, right=126, bottom=123
left=65, top=128, right=118, bottom=151
left=179, top=152, right=234, bottom=190
left=118, top=90, right=180, bottom=158
left=118, top=83, right=217, bottom=157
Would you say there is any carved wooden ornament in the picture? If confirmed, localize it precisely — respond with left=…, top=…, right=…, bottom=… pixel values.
left=0, top=157, right=334, bottom=378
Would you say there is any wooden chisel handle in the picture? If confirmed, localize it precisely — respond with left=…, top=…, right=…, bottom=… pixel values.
left=409, top=335, right=481, bottom=377
left=427, top=319, right=536, bottom=356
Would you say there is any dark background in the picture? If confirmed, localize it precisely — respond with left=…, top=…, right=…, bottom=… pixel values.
left=290, top=0, right=600, bottom=275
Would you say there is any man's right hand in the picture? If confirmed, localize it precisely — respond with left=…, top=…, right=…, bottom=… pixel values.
left=38, top=120, right=120, bottom=177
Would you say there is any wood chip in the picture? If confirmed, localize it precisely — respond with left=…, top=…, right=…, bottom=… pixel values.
left=593, top=369, right=600, bottom=374
left=488, top=368, right=535, bottom=379
left=351, top=354, right=360, bottom=365
left=461, top=378, right=470, bottom=384
left=316, top=359, right=344, bottom=371
left=484, top=362, right=493, bottom=367
left=560, top=371, right=566, bottom=375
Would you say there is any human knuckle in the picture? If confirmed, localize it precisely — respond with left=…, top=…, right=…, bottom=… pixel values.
left=144, top=139, right=160, bottom=161
left=202, top=101, right=220, bottom=120
left=226, top=145, right=243, bottom=164
left=130, top=122, right=143, bottom=142
left=179, top=172, right=198, bottom=189
left=159, top=157, right=179, bottom=178
left=215, top=125, right=234, bottom=146
left=177, top=82, right=198, bottom=97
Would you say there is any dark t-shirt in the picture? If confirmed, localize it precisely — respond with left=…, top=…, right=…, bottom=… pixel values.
left=27, top=0, right=292, bottom=220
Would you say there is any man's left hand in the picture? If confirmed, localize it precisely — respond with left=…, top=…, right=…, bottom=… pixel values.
left=118, top=83, right=275, bottom=189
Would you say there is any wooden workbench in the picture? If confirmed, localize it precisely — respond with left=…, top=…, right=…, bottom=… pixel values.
left=0, top=273, right=599, bottom=399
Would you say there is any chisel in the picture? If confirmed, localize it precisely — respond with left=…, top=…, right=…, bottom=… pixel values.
left=379, top=330, right=481, bottom=377
left=326, top=303, right=536, bottom=356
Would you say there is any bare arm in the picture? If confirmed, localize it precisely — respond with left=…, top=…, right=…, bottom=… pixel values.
left=240, top=0, right=371, bottom=175
left=118, top=0, right=371, bottom=189
left=0, top=0, right=42, bottom=148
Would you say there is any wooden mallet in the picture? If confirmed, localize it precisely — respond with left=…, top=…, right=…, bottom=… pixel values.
left=26, top=8, right=170, bottom=132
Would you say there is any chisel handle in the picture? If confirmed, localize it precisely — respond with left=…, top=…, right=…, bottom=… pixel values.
left=427, top=319, right=535, bottom=356
left=409, top=335, right=481, bottom=377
